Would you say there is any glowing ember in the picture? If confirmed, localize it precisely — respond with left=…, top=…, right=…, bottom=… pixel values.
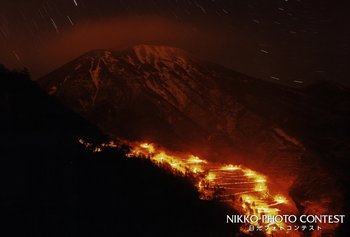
left=243, top=169, right=256, bottom=177
left=255, top=177, right=266, bottom=183
left=140, top=143, right=155, bottom=153
left=187, top=155, right=207, bottom=164
left=274, top=195, right=289, bottom=204
left=206, top=172, right=216, bottom=182
left=254, top=183, right=267, bottom=192
left=221, top=164, right=240, bottom=171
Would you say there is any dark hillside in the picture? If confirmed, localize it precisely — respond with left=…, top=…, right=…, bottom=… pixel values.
left=0, top=65, right=238, bottom=237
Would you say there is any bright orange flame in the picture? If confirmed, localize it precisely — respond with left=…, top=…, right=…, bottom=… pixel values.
left=221, top=164, right=241, bottom=171
left=274, top=195, right=288, bottom=204
left=205, top=172, right=216, bottom=182
left=187, top=155, right=207, bottom=164
left=140, top=143, right=155, bottom=153
left=243, top=169, right=256, bottom=177
left=255, top=177, right=266, bottom=183
left=254, top=183, right=267, bottom=192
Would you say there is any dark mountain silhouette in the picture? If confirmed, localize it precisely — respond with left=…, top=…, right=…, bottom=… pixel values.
left=0, top=65, right=239, bottom=237
left=38, top=45, right=350, bottom=236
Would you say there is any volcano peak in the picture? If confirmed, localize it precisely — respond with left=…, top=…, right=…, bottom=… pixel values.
left=129, top=44, right=194, bottom=68
left=133, top=44, right=188, bottom=59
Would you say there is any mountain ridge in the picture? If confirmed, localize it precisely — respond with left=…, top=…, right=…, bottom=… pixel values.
left=37, top=45, right=350, bottom=236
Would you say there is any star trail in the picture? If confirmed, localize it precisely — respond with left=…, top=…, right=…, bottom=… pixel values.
left=0, top=0, right=349, bottom=86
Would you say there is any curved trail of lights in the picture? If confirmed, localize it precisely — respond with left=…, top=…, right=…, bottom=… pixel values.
left=79, top=139, right=301, bottom=237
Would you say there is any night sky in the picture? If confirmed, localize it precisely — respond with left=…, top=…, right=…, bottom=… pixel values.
left=0, top=0, right=349, bottom=86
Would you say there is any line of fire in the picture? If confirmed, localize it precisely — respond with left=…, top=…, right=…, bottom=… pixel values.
left=78, top=138, right=327, bottom=237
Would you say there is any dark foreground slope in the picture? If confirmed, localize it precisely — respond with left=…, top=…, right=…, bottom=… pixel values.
left=0, top=65, right=238, bottom=237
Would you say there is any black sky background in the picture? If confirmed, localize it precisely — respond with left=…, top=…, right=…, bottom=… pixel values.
left=0, top=0, right=349, bottom=87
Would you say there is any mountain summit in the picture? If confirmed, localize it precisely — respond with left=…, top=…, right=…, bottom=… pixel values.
left=39, top=45, right=304, bottom=170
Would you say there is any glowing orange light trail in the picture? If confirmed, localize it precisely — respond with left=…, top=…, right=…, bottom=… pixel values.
left=78, top=139, right=300, bottom=236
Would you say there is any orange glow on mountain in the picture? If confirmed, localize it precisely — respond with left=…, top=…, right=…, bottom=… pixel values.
left=79, top=138, right=301, bottom=236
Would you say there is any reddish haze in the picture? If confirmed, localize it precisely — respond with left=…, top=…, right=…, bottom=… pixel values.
left=25, top=16, right=228, bottom=78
